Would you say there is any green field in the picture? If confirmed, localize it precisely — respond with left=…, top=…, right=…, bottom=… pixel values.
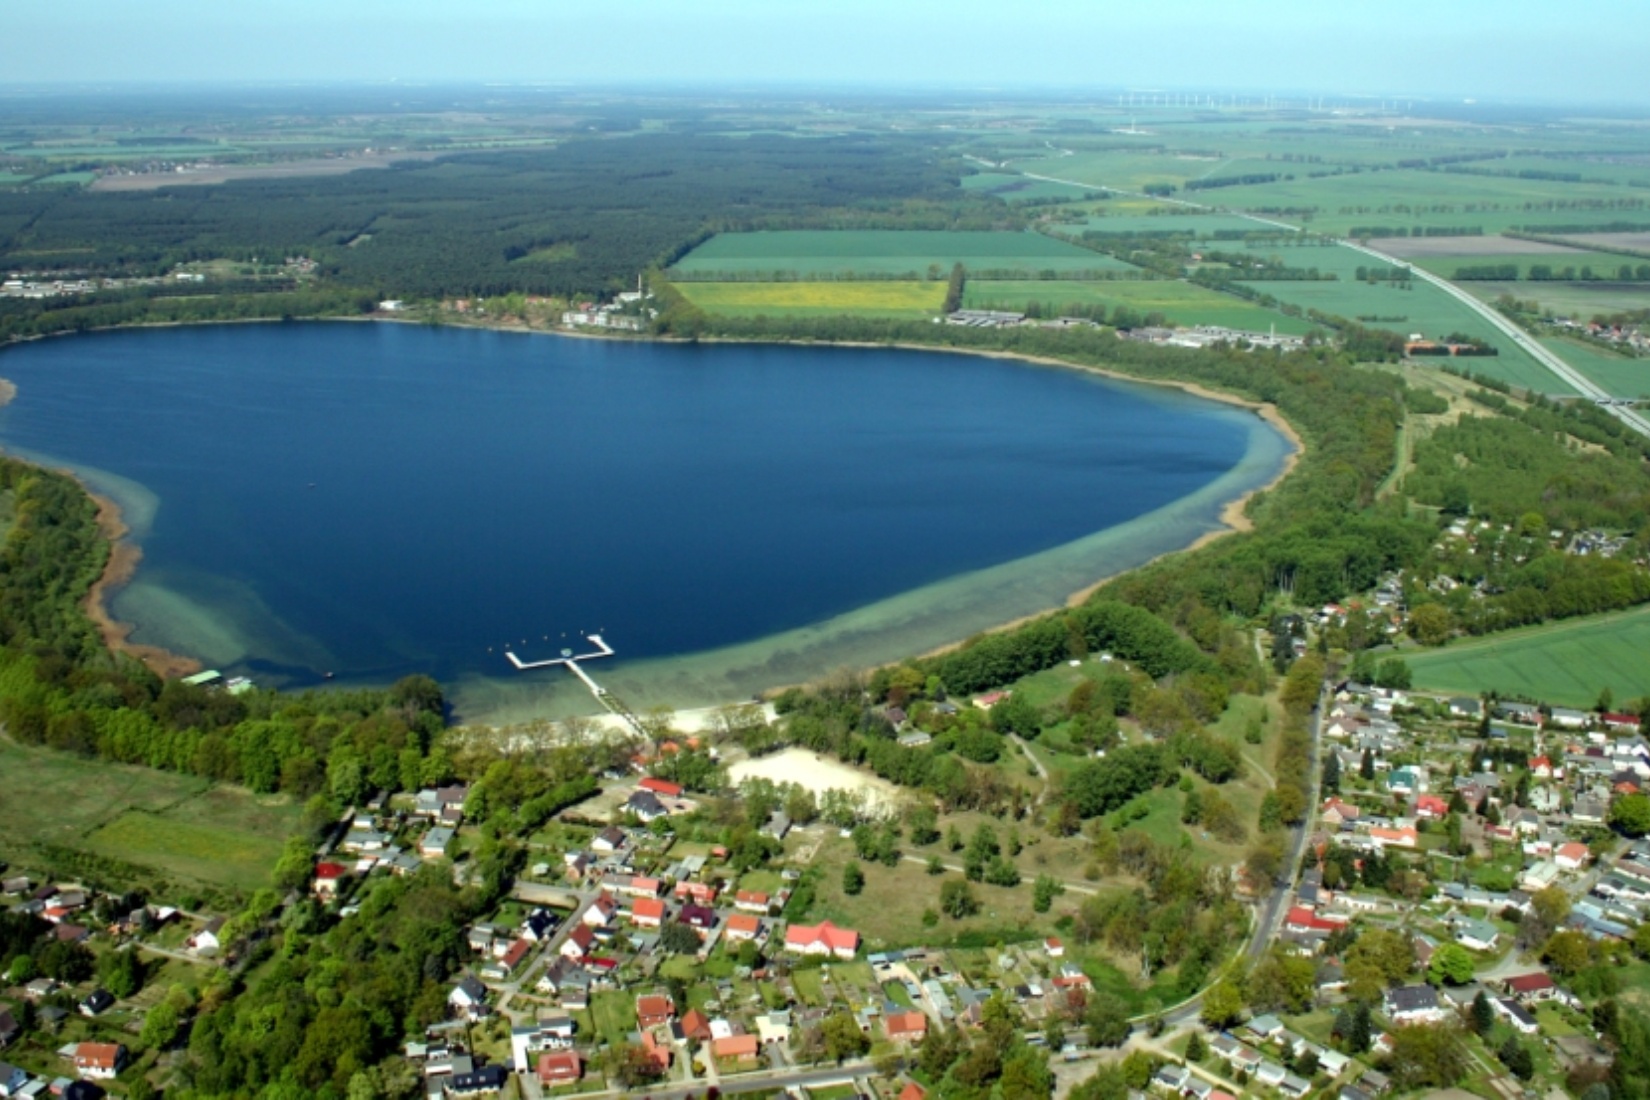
left=1537, top=336, right=1650, bottom=398
left=961, top=173, right=1096, bottom=203
left=0, top=738, right=299, bottom=893
left=677, top=280, right=947, bottom=318
left=1057, top=212, right=1270, bottom=237
left=29, top=171, right=96, bottom=187
left=964, top=278, right=1316, bottom=333
left=86, top=808, right=291, bottom=893
left=1228, top=260, right=1575, bottom=394
left=671, top=230, right=1130, bottom=276
left=0, top=173, right=36, bottom=186
left=1466, top=280, right=1650, bottom=317
left=1405, top=605, right=1650, bottom=707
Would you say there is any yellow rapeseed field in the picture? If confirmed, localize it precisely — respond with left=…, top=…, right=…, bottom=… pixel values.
left=679, top=280, right=946, bottom=317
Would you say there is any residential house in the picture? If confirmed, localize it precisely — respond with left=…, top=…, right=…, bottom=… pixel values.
left=1556, top=842, right=1590, bottom=871
left=536, top=1051, right=582, bottom=1085
left=784, top=920, right=859, bottom=959
left=420, top=827, right=455, bottom=858
left=78, top=990, right=114, bottom=1017
left=1452, top=917, right=1499, bottom=952
left=735, top=890, right=770, bottom=913
left=561, top=924, right=596, bottom=960
left=0, top=1011, right=16, bottom=1049
left=637, top=994, right=675, bottom=1030
left=631, top=898, right=666, bottom=929
left=712, top=1034, right=760, bottom=1065
left=1383, top=985, right=1446, bottom=1024
left=679, top=1009, right=713, bottom=1044
left=591, top=827, right=626, bottom=854
left=189, top=917, right=225, bottom=955
left=885, top=1011, right=928, bottom=1043
left=679, top=904, right=716, bottom=935
left=1415, top=795, right=1449, bottom=819
left=449, top=1065, right=508, bottom=1096
left=1503, top=973, right=1558, bottom=1002
left=312, top=861, right=348, bottom=898
left=638, top=777, right=683, bottom=798
left=73, top=1043, right=126, bottom=1080
left=724, top=914, right=762, bottom=942
left=1549, top=707, right=1590, bottom=730
left=1493, top=998, right=1540, bottom=1035
left=1521, top=861, right=1562, bottom=891
left=1369, top=826, right=1418, bottom=849
left=1448, top=698, right=1483, bottom=719
left=626, top=790, right=668, bottom=822
left=582, top=895, right=619, bottom=928
left=450, top=976, right=489, bottom=1019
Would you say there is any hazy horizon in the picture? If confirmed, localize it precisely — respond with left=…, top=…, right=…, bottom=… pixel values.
left=4, top=0, right=1648, bottom=106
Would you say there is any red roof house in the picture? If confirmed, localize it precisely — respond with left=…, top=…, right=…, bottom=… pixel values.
left=639, top=777, right=684, bottom=798
left=784, top=919, right=859, bottom=959
left=631, top=897, right=666, bottom=928
left=885, top=1011, right=928, bottom=1042
left=537, top=1050, right=583, bottom=1084
left=636, top=994, right=676, bottom=1029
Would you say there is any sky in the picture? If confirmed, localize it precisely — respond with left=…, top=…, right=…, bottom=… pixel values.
left=4, top=0, right=1648, bottom=105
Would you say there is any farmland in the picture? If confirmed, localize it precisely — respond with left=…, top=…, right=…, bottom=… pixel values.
left=1464, top=280, right=1650, bottom=317
left=1058, top=211, right=1273, bottom=237
left=963, top=278, right=1317, bottom=333
left=1404, top=605, right=1650, bottom=708
left=670, top=230, right=1130, bottom=277
left=1535, top=336, right=1650, bottom=398
left=0, top=738, right=299, bottom=893
left=675, top=280, right=947, bottom=319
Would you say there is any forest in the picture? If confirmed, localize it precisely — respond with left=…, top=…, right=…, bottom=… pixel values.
left=0, top=134, right=1008, bottom=302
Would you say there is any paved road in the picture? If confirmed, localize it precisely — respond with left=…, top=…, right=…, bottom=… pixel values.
left=1337, top=239, right=1650, bottom=438
left=1015, top=164, right=1650, bottom=437
left=556, top=1060, right=873, bottom=1100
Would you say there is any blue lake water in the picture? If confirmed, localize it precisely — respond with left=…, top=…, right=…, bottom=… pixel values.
left=0, top=322, right=1290, bottom=720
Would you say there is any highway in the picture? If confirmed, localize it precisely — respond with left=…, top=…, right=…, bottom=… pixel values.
left=1337, top=239, right=1650, bottom=438
left=1011, top=166, right=1650, bottom=439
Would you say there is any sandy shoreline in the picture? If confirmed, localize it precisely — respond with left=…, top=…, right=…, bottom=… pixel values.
left=83, top=492, right=203, bottom=678
left=0, top=316, right=1304, bottom=692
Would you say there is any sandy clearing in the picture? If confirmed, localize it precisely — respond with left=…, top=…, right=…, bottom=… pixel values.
left=1375, top=235, right=1590, bottom=259
left=727, top=747, right=900, bottom=812
left=89, top=151, right=446, bottom=191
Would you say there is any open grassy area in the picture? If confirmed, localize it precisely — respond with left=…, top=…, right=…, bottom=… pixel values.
left=1536, top=336, right=1650, bottom=398
left=0, top=738, right=298, bottom=893
left=1464, top=280, right=1650, bottom=317
left=676, top=280, right=947, bottom=318
left=963, top=278, right=1315, bottom=334
left=1405, top=605, right=1650, bottom=707
left=671, top=230, right=1128, bottom=277
left=1057, top=212, right=1273, bottom=237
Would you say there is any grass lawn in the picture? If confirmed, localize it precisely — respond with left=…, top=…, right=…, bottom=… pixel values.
left=791, top=968, right=828, bottom=1006
left=964, top=278, right=1316, bottom=334
left=671, top=230, right=1126, bottom=277
left=1535, top=1002, right=1581, bottom=1037
left=1405, top=604, right=1650, bottom=707
left=676, top=280, right=947, bottom=319
left=0, top=738, right=298, bottom=893
left=588, top=990, right=636, bottom=1046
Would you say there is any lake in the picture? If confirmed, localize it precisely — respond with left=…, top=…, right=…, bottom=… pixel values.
left=0, top=322, right=1290, bottom=720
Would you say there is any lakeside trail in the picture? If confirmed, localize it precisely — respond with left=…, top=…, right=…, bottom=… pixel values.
left=3, top=320, right=1305, bottom=694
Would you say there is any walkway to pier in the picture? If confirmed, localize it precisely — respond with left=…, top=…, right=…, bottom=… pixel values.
left=505, top=634, right=648, bottom=739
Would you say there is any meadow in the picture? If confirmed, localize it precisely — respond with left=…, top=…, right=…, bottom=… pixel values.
left=1404, top=605, right=1650, bottom=708
left=676, top=280, right=947, bottom=318
left=670, top=229, right=1129, bottom=277
left=1058, top=211, right=1271, bottom=237
left=1464, top=280, right=1650, bottom=317
left=1535, top=337, right=1650, bottom=399
left=0, top=738, right=298, bottom=893
left=963, top=278, right=1316, bottom=333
